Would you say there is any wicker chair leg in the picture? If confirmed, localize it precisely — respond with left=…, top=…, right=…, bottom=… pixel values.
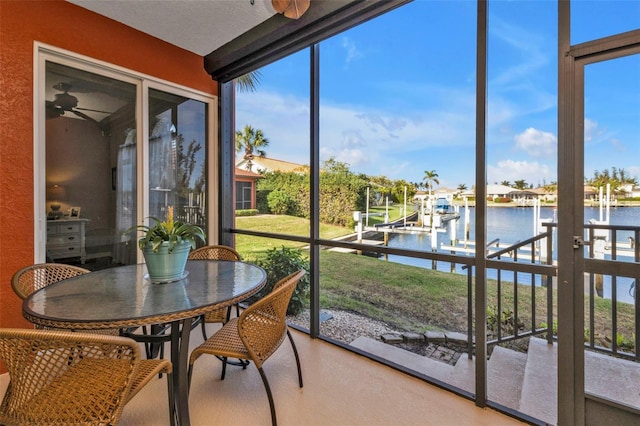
left=287, top=329, right=303, bottom=388
left=258, top=367, right=277, bottom=426
left=215, top=354, right=249, bottom=368
left=220, top=356, right=228, bottom=380
left=200, top=315, right=208, bottom=341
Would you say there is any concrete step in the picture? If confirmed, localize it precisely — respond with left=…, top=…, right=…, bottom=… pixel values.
left=349, top=336, right=454, bottom=383
left=487, top=345, right=528, bottom=410
left=446, top=345, right=528, bottom=410
left=519, top=337, right=640, bottom=424
left=446, top=355, right=475, bottom=393
left=519, top=337, right=557, bottom=425
left=585, top=348, right=640, bottom=409
left=351, top=334, right=640, bottom=426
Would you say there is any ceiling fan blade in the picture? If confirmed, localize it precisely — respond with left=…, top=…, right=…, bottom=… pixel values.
left=272, top=0, right=310, bottom=19
left=70, top=109, right=98, bottom=124
left=75, top=107, right=112, bottom=114
left=284, top=0, right=310, bottom=19
left=272, top=0, right=289, bottom=13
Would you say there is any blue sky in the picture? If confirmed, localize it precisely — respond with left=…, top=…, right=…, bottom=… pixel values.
left=236, top=1, right=639, bottom=190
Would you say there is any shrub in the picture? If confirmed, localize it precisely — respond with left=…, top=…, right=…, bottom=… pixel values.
left=248, top=246, right=310, bottom=316
left=256, top=189, right=271, bottom=213
left=493, top=197, right=512, bottom=203
left=267, top=190, right=293, bottom=215
left=487, top=305, right=523, bottom=336
left=235, top=209, right=258, bottom=217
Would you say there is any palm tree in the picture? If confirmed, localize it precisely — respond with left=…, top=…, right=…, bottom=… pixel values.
left=543, top=181, right=558, bottom=194
left=235, top=125, right=269, bottom=170
left=422, top=170, right=439, bottom=196
left=456, top=183, right=468, bottom=199
left=235, top=70, right=262, bottom=93
left=513, top=179, right=528, bottom=190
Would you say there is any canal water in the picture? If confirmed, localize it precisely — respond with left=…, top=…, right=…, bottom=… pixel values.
left=386, top=206, right=639, bottom=303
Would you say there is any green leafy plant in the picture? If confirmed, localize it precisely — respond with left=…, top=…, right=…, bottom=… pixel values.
left=125, top=206, right=206, bottom=252
left=267, top=190, right=293, bottom=215
left=487, top=305, right=523, bottom=336
left=248, top=246, right=310, bottom=315
left=616, top=332, right=635, bottom=351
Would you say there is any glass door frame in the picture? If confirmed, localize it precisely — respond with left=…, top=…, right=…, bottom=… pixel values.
left=143, top=80, right=219, bottom=260
left=558, top=13, right=640, bottom=423
left=35, top=44, right=217, bottom=264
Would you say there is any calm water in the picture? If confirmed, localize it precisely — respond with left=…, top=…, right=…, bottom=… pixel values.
left=386, top=206, right=639, bottom=303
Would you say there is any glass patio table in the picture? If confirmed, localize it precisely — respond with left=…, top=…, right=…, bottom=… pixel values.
left=22, top=259, right=267, bottom=426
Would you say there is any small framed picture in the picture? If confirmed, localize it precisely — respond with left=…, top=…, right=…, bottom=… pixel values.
left=69, top=207, right=81, bottom=218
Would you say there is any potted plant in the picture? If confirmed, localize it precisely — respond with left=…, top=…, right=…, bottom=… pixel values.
left=126, top=206, right=206, bottom=282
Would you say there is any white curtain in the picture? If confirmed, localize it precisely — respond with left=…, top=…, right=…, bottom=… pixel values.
left=149, top=116, right=176, bottom=219
left=115, top=129, right=137, bottom=265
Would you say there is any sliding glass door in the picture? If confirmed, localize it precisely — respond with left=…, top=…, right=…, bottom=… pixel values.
left=148, top=88, right=209, bottom=234
left=39, top=49, right=215, bottom=269
left=44, top=60, right=138, bottom=267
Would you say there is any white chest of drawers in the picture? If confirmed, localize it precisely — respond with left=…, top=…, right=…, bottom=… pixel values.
left=46, top=218, right=89, bottom=264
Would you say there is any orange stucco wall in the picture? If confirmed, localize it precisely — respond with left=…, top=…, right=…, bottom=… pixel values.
left=0, top=1, right=218, bottom=337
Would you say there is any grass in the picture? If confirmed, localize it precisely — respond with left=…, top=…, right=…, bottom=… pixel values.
left=362, top=204, right=405, bottom=226
left=319, top=250, right=471, bottom=331
left=234, top=214, right=637, bottom=349
left=235, top=214, right=351, bottom=260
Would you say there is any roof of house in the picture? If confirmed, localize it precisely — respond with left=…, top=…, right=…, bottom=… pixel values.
left=487, top=184, right=519, bottom=195
left=236, top=156, right=307, bottom=173
left=529, top=187, right=557, bottom=195
left=235, top=168, right=263, bottom=179
left=431, top=187, right=453, bottom=193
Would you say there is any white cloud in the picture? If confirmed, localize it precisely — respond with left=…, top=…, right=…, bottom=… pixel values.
left=627, top=166, right=640, bottom=181
left=341, top=37, right=363, bottom=65
left=237, top=89, right=476, bottom=179
left=488, top=16, right=549, bottom=89
left=488, top=159, right=553, bottom=186
left=584, top=118, right=600, bottom=142
left=514, top=127, right=556, bottom=158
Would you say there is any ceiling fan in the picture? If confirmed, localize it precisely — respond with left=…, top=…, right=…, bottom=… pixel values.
left=46, top=82, right=112, bottom=123
left=271, top=0, right=310, bottom=19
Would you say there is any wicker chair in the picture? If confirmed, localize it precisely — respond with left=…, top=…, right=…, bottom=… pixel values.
left=11, top=263, right=120, bottom=335
left=188, top=245, right=243, bottom=341
left=188, top=270, right=306, bottom=426
left=11, top=263, right=90, bottom=300
left=0, top=328, right=174, bottom=426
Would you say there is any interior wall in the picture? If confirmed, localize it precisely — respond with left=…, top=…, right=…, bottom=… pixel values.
left=46, top=117, right=110, bottom=230
left=0, top=0, right=217, bottom=336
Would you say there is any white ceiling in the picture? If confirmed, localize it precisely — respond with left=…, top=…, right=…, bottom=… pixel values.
left=67, top=0, right=278, bottom=55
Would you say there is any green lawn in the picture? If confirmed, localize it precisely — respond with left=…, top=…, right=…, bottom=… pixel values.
left=235, top=214, right=351, bottom=260
left=362, top=204, right=405, bottom=226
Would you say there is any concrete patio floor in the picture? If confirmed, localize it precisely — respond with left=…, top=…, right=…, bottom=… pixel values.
left=0, top=323, right=524, bottom=425
left=118, top=326, right=523, bottom=425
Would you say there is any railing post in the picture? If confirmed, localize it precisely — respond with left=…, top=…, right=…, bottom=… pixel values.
left=546, top=225, right=554, bottom=344
left=635, top=228, right=639, bottom=362
left=467, top=267, right=473, bottom=359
